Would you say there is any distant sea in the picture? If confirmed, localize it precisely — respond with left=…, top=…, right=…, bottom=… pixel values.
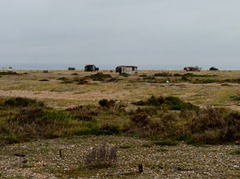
left=0, top=63, right=238, bottom=71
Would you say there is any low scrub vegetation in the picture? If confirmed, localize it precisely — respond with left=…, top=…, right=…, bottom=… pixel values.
left=57, top=72, right=115, bottom=85
left=0, top=71, right=19, bottom=75
left=230, top=94, right=240, bottom=101
left=0, top=96, right=239, bottom=146
left=137, top=72, right=240, bottom=84
left=84, top=143, right=118, bottom=168
left=132, top=95, right=197, bottom=110
left=230, top=150, right=240, bottom=155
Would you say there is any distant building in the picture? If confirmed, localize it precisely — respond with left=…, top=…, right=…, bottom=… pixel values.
left=116, top=65, right=138, bottom=74
left=209, top=67, right=218, bottom=71
left=68, top=67, right=75, bottom=70
left=184, top=66, right=201, bottom=71
left=84, top=65, right=99, bottom=72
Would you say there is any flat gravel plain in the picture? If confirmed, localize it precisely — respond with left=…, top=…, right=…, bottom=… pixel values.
left=0, top=136, right=239, bottom=178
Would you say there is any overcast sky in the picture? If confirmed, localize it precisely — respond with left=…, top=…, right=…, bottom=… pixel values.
left=1, top=0, right=240, bottom=69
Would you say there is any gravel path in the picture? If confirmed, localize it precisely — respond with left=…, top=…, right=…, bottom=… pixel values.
left=0, top=136, right=239, bottom=178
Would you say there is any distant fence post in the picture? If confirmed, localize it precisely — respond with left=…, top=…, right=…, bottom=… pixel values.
left=59, top=149, right=62, bottom=158
left=138, top=164, right=143, bottom=173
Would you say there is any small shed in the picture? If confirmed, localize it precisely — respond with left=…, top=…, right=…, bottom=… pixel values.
left=209, top=67, right=218, bottom=71
left=68, top=67, right=75, bottom=71
left=116, top=65, right=138, bottom=74
left=184, top=66, right=201, bottom=72
left=85, top=65, right=99, bottom=72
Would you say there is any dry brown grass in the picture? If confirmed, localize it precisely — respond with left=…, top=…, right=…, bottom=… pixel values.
left=0, top=69, right=239, bottom=110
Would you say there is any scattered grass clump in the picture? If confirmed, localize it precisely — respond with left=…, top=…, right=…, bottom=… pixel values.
left=4, top=97, right=44, bottom=107
left=195, top=78, right=219, bottom=83
left=154, top=72, right=173, bottom=77
left=71, top=73, right=79, bottom=75
left=76, top=78, right=88, bottom=85
left=230, top=94, right=240, bottom=101
left=66, top=105, right=98, bottom=121
left=99, top=99, right=116, bottom=108
left=39, top=79, right=49, bottom=81
left=99, top=124, right=121, bottom=135
left=87, top=73, right=112, bottom=81
left=119, top=144, right=132, bottom=149
left=141, top=143, right=153, bottom=148
left=120, top=73, right=129, bottom=77
left=230, top=150, right=240, bottom=155
left=130, top=110, right=151, bottom=126
left=58, top=77, right=73, bottom=84
left=0, top=71, right=19, bottom=75
left=224, top=78, right=240, bottom=84
left=132, top=95, right=197, bottom=110
left=174, top=73, right=216, bottom=78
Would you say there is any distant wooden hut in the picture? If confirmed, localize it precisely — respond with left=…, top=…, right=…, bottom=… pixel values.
left=209, top=67, right=218, bottom=71
left=184, top=66, right=201, bottom=72
left=84, top=65, right=99, bottom=72
left=68, top=67, right=75, bottom=71
left=116, top=65, right=138, bottom=74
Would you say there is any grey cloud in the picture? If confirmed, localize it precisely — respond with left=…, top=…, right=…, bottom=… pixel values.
left=0, top=0, right=240, bottom=69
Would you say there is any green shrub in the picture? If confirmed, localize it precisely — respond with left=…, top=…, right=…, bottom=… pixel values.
left=120, top=73, right=129, bottom=77
left=165, top=96, right=195, bottom=110
left=58, top=77, right=73, bottom=83
left=100, top=124, right=120, bottom=135
left=181, top=76, right=189, bottom=81
left=77, top=78, right=88, bottom=85
left=154, top=72, right=172, bottom=77
left=132, top=100, right=146, bottom=106
left=14, top=106, right=44, bottom=124
left=71, top=73, right=79, bottom=75
left=185, top=106, right=240, bottom=144
left=42, top=110, right=69, bottom=121
left=224, top=78, right=240, bottom=84
left=0, top=71, right=18, bottom=75
left=4, top=97, right=44, bottom=107
left=39, top=79, right=49, bottom=81
left=132, top=95, right=196, bottom=110
left=195, top=78, right=219, bottom=83
left=3, top=135, right=19, bottom=144
left=89, top=73, right=112, bottom=81
left=66, top=106, right=98, bottom=121
left=230, top=95, right=240, bottom=101
left=230, top=150, right=240, bottom=155
left=147, top=96, right=165, bottom=106
left=99, top=99, right=116, bottom=108
left=130, top=111, right=150, bottom=126
left=119, top=145, right=131, bottom=149
left=141, top=143, right=152, bottom=148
